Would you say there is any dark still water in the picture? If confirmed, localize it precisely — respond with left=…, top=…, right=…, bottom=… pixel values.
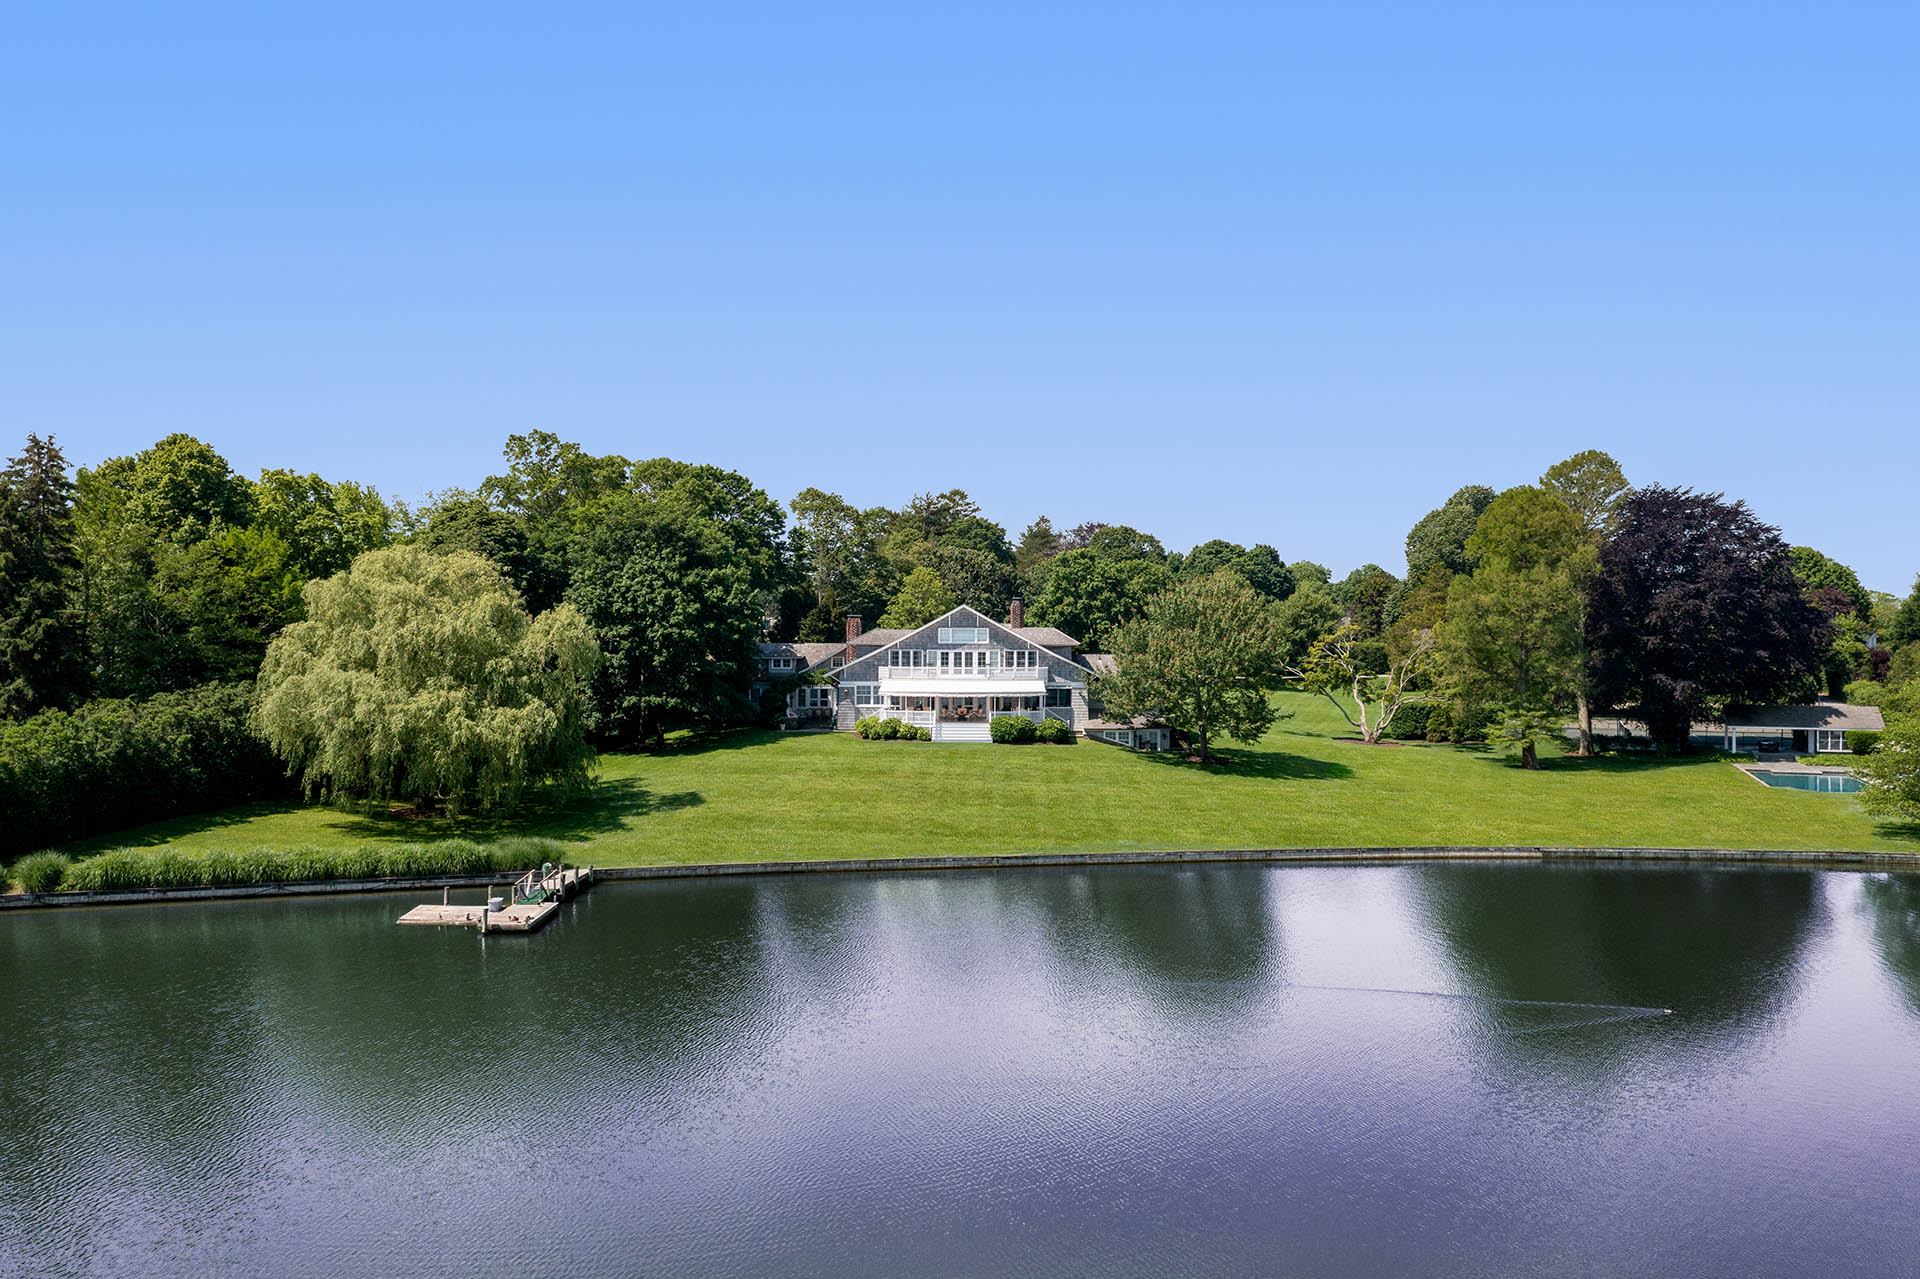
left=4, top=863, right=1920, bottom=1277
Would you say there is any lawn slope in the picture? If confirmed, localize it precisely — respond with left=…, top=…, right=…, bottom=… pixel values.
left=60, top=694, right=1920, bottom=865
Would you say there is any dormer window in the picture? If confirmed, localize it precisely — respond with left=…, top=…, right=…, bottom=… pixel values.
left=768, top=656, right=797, bottom=672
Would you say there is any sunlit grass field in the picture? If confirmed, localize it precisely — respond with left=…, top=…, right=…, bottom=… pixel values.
left=59, top=692, right=1919, bottom=865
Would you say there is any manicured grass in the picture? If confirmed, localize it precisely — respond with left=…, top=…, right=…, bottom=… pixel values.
left=55, top=693, right=1920, bottom=867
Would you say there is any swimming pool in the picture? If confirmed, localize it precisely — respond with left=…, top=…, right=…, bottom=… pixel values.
left=1747, top=769, right=1863, bottom=793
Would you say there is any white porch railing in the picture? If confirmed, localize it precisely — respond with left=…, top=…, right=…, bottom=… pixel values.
left=878, top=664, right=1044, bottom=681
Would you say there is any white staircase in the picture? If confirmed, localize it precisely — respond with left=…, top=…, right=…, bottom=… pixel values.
left=933, top=722, right=992, bottom=743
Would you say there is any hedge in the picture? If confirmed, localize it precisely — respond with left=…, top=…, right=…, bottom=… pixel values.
left=1849, top=730, right=1881, bottom=755
left=990, top=715, right=1037, bottom=744
left=856, top=716, right=928, bottom=741
left=10, top=837, right=567, bottom=894
left=1384, top=704, right=1434, bottom=741
left=0, top=682, right=292, bottom=858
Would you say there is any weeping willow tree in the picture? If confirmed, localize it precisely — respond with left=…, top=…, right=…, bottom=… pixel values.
left=254, top=545, right=600, bottom=812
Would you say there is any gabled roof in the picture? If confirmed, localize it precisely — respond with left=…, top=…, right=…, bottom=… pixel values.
left=1012, top=626, right=1081, bottom=649
left=1081, top=653, right=1118, bottom=676
left=839, top=605, right=1094, bottom=677
left=850, top=628, right=912, bottom=648
left=757, top=641, right=847, bottom=668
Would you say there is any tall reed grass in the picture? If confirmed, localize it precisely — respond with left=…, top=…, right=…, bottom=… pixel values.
left=11, top=838, right=571, bottom=894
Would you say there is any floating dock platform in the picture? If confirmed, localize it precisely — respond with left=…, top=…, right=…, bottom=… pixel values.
left=398, top=865, right=593, bottom=933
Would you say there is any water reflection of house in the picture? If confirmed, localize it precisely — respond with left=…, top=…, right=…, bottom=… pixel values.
left=755, top=602, right=1169, bottom=748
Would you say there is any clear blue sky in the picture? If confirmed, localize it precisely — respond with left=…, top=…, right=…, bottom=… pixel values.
left=4, top=3, right=1915, bottom=590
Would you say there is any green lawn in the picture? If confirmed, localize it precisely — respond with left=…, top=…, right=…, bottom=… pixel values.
left=62, top=693, right=1920, bottom=864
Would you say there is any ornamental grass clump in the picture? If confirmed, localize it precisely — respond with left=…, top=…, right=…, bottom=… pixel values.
left=9, top=851, right=71, bottom=894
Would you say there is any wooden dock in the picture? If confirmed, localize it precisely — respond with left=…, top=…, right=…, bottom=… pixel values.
left=398, top=865, right=593, bottom=933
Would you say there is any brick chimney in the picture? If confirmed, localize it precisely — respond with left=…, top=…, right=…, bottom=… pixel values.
left=1009, top=597, right=1024, bottom=629
left=844, top=614, right=862, bottom=663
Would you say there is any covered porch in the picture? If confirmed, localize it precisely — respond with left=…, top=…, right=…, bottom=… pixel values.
left=871, top=679, right=1075, bottom=742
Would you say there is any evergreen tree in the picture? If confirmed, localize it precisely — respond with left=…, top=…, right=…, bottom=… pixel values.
left=1015, top=517, right=1063, bottom=574
left=0, top=435, right=87, bottom=716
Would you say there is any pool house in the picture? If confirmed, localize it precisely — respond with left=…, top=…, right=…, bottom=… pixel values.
left=1718, top=700, right=1885, bottom=756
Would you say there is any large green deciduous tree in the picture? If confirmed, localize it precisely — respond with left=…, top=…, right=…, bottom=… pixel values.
left=1786, top=546, right=1872, bottom=622
left=1027, top=548, right=1169, bottom=652
left=73, top=434, right=307, bottom=697
left=1332, top=563, right=1399, bottom=636
left=624, top=457, right=794, bottom=599
left=1887, top=576, right=1920, bottom=650
left=926, top=546, right=1015, bottom=620
left=1273, top=579, right=1342, bottom=668
left=1540, top=449, right=1629, bottom=535
left=565, top=501, right=763, bottom=745
left=90, top=432, right=254, bottom=543
left=1439, top=486, right=1594, bottom=768
left=1101, top=572, right=1287, bottom=761
left=252, top=468, right=395, bottom=580
left=1176, top=540, right=1296, bottom=602
left=1859, top=721, right=1920, bottom=822
left=255, top=545, right=598, bottom=810
left=1404, top=485, right=1496, bottom=583
left=0, top=435, right=87, bottom=716
left=879, top=565, right=957, bottom=629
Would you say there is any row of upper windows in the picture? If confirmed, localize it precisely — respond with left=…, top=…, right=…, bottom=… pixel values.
left=885, top=649, right=1039, bottom=669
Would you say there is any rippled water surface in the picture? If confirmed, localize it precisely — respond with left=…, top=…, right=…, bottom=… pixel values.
left=5, top=863, right=1920, bottom=1277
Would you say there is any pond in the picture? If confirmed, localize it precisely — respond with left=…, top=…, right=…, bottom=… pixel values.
left=4, top=862, right=1919, bottom=1277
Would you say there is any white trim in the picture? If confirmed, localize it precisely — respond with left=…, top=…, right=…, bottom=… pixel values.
left=832, top=606, right=1094, bottom=680
left=878, top=677, right=1048, bottom=696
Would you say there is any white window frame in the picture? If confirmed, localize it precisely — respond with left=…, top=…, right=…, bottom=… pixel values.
left=768, top=656, right=797, bottom=672
left=1814, top=729, right=1847, bottom=753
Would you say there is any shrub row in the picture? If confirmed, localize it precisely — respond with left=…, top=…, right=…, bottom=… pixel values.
left=0, top=682, right=292, bottom=858
left=1379, top=702, right=1498, bottom=743
left=856, top=716, right=931, bottom=741
left=5, top=837, right=569, bottom=895
left=990, top=715, right=1076, bottom=745
left=1848, top=730, right=1881, bottom=755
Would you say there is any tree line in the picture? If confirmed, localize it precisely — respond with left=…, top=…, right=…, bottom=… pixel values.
left=3, top=429, right=1919, bottom=838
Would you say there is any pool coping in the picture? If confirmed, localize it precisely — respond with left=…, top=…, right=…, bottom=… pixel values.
left=1733, top=761, right=1864, bottom=790
left=5, top=844, right=1920, bottom=912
